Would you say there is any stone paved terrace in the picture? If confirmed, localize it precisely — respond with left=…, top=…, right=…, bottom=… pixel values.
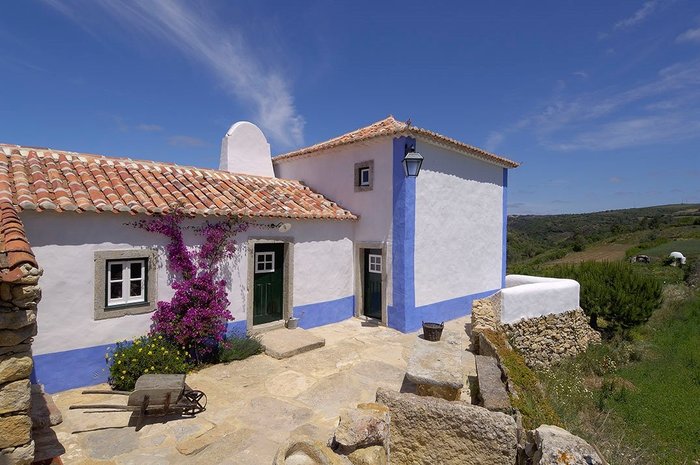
left=50, top=317, right=474, bottom=464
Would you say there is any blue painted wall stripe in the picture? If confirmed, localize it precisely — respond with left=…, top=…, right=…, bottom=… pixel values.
left=33, top=343, right=114, bottom=394
left=296, top=295, right=355, bottom=329
left=388, top=136, right=416, bottom=333
left=404, top=289, right=500, bottom=333
left=502, top=168, right=509, bottom=288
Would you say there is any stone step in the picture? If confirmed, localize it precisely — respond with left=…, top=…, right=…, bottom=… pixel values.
left=259, top=327, right=325, bottom=360
left=475, top=355, right=511, bottom=412
left=30, top=384, right=62, bottom=429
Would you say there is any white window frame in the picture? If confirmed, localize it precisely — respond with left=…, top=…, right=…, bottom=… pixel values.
left=359, top=167, right=370, bottom=186
left=368, top=254, right=382, bottom=274
left=106, top=259, right=147, bottom=307
left=255, top=251, right=275, bottom=273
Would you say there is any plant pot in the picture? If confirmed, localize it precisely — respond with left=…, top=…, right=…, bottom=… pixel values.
left=286, top=317, right=299, bottom=330
left=422, top=321, right=444, bottom=342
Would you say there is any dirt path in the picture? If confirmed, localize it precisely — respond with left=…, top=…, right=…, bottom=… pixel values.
left=550, top=243, right=633, bottom=264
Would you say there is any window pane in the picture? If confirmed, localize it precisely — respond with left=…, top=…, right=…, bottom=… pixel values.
left=130, top=280, right=142, bottom=297
left=110, top=263, right=122, bottom=280
left=130, top=262, right=142, bottom=279
left=110, top=282, right=123, bottom=299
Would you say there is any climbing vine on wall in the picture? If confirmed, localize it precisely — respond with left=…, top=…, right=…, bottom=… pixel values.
left=136, top=213, right=249, bottom=363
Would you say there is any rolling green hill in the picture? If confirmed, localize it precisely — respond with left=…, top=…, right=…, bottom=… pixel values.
left=508, top=203, right=700, bottom=267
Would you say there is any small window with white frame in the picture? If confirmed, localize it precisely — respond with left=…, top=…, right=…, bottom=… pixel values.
left=369, top=254, right=382, bottom=274
left=106, top=259, right=147, bottom=307
left=354, top=160, right=374, bottom=192
left=94, top=249, right=157, bottom=321
left=255, top=251, right=275, bottom=273
left=359, top=167, right=370, bottom=186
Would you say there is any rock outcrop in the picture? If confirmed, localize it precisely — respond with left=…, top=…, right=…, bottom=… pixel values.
left=376, top=388, right=517, bottom=465
left=531, top=425, right=604, bottom=465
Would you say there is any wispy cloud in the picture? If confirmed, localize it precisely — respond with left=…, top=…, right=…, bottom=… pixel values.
left=512, top=59, right=700, bottom=151
left=484, top=131, right=504, bottom=151
left=676, top=27, right=700, bottom=43
left=136, top=124, right=163, bottom=132
left=44, top=0, right=305, bottom=148
left=573, top=71, right=589, bottom=79
left=609, top=176, right=623, bottom=184
left=614, top=1, right=658, bottom=30
left=168, top=135, right=207, bottom=147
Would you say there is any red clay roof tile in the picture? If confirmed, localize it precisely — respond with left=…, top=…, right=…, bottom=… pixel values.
left=274, top=116, right=520, bottom=168
left=0, top=144, right=357, bottom=221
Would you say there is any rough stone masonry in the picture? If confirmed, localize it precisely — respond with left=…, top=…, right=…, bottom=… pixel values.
left=0, top=262, right=42, bottom=465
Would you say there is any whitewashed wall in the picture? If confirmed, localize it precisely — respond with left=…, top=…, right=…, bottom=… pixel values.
left=21, top=211, right=353, bottom=355
left=274, top=138, right=393, bottom=243
left=501, top=274, right=580, bottom=323
left=414, top=140, right=505, bottom=307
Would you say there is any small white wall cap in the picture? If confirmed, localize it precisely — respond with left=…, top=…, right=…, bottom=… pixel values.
left=220, top=121, right=274, bottom=177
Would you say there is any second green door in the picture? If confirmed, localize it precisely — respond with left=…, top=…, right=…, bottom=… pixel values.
left=253, top=243, right=284, bottom=325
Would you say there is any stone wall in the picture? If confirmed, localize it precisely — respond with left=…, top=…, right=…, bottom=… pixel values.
left=0, top=263, right=41, bottom=465
left=503, top=308, right=601, bottom=370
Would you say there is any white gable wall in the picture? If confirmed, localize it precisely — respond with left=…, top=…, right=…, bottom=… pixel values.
left=414, top=140, right=505, bottom=307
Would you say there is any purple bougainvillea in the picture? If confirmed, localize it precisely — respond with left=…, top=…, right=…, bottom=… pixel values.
left=136, top=213, right=249, bottom=362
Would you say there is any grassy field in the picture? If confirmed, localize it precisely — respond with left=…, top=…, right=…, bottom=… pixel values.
left=639, top=238, right=700, bottom=258
left=550, top=242, right=633, bottom=264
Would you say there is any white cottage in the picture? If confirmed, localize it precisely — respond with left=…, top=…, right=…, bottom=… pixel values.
left=0, top=116, right=518, bottom=393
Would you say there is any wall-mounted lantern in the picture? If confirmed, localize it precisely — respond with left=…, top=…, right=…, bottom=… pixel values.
left=402, top=144, right=424, bottom=177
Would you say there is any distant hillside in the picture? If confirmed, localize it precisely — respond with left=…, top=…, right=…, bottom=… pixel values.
left=507, top=203, right=700, bottom=266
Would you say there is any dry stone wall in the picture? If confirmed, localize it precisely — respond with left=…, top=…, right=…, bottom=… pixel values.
left=503, top=309, right=601, bottom=370
left=0, top=263, right=41, bottom=465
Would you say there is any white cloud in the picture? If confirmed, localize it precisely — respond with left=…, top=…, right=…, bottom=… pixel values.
left=168, top=135, right=207, bottom=147
left=573, top=71, right=589, bottom=79
left=513, top=59, right=700, bottom=151
left=137, top=124, right=163, bottom=132
left=676, top=27, right=700, bottom=43
left=614, top=1, right=658, bottom=30
left=484, top=131, right=504, bottom=151
left=609, top=176, right=622, bottom=184
left=45, top=0, right=305, bottom=148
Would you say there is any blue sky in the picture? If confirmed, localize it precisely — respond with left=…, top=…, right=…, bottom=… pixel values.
left=1, top=1, right=699, bottom=214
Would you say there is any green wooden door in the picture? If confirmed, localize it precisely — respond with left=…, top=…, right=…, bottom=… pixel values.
left=253, top=243, right=284, bottom=325
left=363, top=248, right=382, bottom=320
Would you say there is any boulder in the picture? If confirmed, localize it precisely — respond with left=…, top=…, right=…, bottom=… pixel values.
left=376, top=388, right=517, bottom=465
left=475, top=355, right=511, bottom=412
left=347, top=445, right=386, bottom=465
left=331, top=403, right=389, bottom=453
left=532, top=425, right=604, bottom=465
left=273, top=439, right=351, bottom=465
left=405, top=335, right=463, bottom=401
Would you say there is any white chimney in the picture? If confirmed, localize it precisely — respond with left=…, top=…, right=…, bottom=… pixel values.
left=219, top=121, right=274, bottom=177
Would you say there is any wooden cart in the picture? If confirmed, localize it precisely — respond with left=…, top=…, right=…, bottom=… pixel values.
left=70, top=374, right=206, bottom=427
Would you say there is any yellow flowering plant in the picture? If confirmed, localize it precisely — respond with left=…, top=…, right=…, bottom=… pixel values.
left=105, top=334, right=191, bottom=391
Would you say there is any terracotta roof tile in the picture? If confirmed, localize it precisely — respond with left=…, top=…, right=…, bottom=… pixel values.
left=0, top=201, right=37, bottom=280
left=0, top=144, right=357, bottom=221
left=274, top=116, right=520, bottom=168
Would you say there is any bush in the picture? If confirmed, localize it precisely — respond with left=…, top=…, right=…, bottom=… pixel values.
left=106, top=334, right=191, bottom=391
left=539, top=261, right=662, bottom=335
left=219, top=335, right=263, bottom=362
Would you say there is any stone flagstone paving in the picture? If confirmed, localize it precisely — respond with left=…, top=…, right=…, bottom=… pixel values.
left=51, top=317, right=474, bottom=464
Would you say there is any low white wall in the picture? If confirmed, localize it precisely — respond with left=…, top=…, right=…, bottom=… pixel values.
left=501, top=274, right=580, bottom=323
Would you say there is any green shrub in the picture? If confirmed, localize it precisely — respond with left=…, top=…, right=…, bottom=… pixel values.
left=106, top=334, right=191, bottom=391
left=219, top=335, right=263, bottom=362
left=539, top=261, right=662, bottom=335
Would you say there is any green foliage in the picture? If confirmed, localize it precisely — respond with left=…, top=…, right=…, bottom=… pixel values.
left=537, top=262, right=662, bottom=335
left=625, top=236, right=670, bottom=257
left=106, top=334, right=191, bottom=391
left=482, top=330, right=560, bottom=429
left=218, top=334, right=263, bottom=362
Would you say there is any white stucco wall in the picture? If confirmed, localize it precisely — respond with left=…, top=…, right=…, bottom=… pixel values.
left=22, top=211, right=353, bottom=355
left=501, top=274, right=580, bottom=323
left=274, top=138, right=393, bottom=243
left=414, top=140, right=505, bottom=307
